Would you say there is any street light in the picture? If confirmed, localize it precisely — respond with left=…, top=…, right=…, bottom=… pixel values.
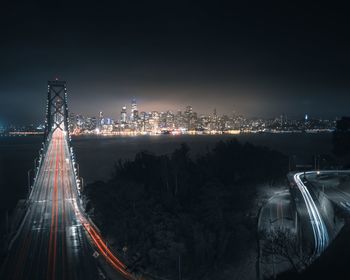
left=75, top=163, right=80, bottom=176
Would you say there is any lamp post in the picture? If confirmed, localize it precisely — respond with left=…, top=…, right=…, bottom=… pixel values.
left=76, top=163, right=79, bottom=176
left=81, top=177, right=84, bottom=192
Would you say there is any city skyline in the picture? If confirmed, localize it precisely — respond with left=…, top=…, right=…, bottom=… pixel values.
left=1, top=94, right=336, bottom=136
left=1, top=79, right=350, bottom=122
left=0, top=92, right=345, bottom=126
left=1, top=95, right=339, bottom=126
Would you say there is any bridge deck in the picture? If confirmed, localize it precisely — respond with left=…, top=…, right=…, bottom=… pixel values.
left=1, top=129, right=123, bottom=279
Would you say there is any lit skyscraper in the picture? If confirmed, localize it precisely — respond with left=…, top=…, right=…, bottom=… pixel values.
left=120, top=106, right=127, bottom=124
left=130, top=98, right=138, bottom=122
left=99, top=111, right=104, bottom=127
left=185, top=106, right=193, bottom=130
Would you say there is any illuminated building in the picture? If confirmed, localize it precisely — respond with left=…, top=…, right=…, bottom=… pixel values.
left=120, top=106, right=127, bottom=124
left=130, top=98, right=138, bottom=122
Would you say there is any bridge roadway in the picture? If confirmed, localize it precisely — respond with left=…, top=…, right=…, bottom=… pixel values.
left=2, top=129, right=131, bottom=280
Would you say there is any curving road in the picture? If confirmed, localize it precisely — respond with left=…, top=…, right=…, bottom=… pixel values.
left=293, top=172, right=329, bottom=256
left=1, top=128, right=132, bottom=280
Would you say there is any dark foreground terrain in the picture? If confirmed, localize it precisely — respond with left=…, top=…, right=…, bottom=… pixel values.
left=84, top=139, right=288, bottom=279
left=277, top=222, right=350, bottom=280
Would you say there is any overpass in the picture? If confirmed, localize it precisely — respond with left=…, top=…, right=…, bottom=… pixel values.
left=258, top=170, right=350, bottom=279
left=1, top=81, right=133, bottom=280
left=293, top=172, right=329, bottom=256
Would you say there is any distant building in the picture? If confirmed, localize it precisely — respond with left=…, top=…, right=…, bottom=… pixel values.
left=130, top=98, right=138, bottom=122
left=184, top=106, right=193, bottom=130
left=99, top=111, right=104, bottom=127
left=120, top=106, right=127, bottom=124
left=53, top=99, right=336, bottom=136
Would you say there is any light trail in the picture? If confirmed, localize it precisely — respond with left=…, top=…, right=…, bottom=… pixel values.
left=3, top=128, right=133, bottom=280
left=2, top=80, right=133, bottom=279
left=48, top=133, right=60, bottom=280
left=71, top=197, right=133, bottom=279
left=60, top=128, right=134, bottom=279
left=294, top=172, right=329, bottom=256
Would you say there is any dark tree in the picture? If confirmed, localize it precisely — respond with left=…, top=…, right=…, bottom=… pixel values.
left=84, top=139, right=288, bottom=279
left=261, top=228, right=310, bottom=273
left=333, top=117, right=350, bottom=163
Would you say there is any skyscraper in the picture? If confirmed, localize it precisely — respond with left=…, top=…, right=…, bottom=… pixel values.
left=184, top=106, right=193, bottom=130
left=99, top=111, right=104, bottom=127
left=121, top=106, right=127, bottom=124
left=130, top=98, right=138, bottom=122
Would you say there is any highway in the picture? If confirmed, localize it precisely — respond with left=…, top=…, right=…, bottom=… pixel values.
left=293, top=172, right=329, bottom=256
left=259, top=190, right=295, bottom=232
left=259, top=170, right=350, bottom=278
left=305, top=171, right=350, bottom=208
left=1, top=128, right=132, bottom=280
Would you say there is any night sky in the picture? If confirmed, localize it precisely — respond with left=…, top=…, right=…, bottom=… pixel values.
left=1, top=1, right=349, bottom=123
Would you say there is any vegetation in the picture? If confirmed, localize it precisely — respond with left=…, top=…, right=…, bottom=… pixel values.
left=277, top=223, right=350, bottom=280
left=84, top=139, right=288, bottom=279
left=261, top=228, right=310, bottom=273
left=333, top=116, right=350, bottom=167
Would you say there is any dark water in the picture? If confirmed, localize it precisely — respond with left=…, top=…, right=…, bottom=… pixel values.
left=0, top=133, right=333, bottom=212
left=0, top=136, right=42, bottom=213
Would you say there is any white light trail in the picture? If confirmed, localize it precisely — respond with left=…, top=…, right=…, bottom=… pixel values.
left=294, top=172, right=329, bottom=256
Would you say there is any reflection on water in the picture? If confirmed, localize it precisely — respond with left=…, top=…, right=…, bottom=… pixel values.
left=72, top=134, right=332, bottom=183
left=0, top=133, right=332, bottom=211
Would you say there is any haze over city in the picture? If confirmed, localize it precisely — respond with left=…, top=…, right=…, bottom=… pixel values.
left=2, top=2, right=350, bottom=280
left=1, top=2, right=350, bottom=123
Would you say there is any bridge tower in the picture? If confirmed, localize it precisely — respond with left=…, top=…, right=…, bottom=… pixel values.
left=44, top=80, right=70, bottom=142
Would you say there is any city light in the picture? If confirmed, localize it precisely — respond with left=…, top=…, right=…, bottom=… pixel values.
left=63, top=102, right=335, bottom=136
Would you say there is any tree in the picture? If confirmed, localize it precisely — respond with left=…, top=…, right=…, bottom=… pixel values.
left=261, top=228, right=310, bottom=273
left=333, top=117, right=350, bottom=158
left=85, top=140, right=288, bottom=279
